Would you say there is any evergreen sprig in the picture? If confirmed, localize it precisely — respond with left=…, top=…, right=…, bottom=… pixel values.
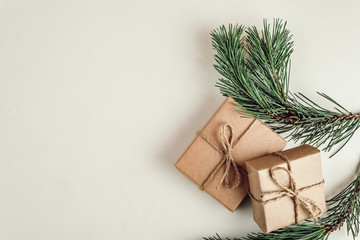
left=204, top=172, right=360, bottom=240
left=211, top=19, right=360, bottom=156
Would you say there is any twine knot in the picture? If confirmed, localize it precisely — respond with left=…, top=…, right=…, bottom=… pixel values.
left=197, top=120, right=256, bottom=191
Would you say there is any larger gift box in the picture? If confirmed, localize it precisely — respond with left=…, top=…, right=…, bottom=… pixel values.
left=245, top=145, right=327, bottom=233
left=175, top=97, right=287, bottom=211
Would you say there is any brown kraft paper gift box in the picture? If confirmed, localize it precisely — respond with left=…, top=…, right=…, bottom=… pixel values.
left=245, top=145, right=327, bottom=233
left=175, top=97, right=287, bottom=211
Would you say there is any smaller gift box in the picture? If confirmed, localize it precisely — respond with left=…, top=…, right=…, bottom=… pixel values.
left=245, top=145, right=326, bottom=233
left=175, top=97, right=286, bottom=211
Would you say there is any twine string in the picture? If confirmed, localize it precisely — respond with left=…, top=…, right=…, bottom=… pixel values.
left=197, top=120, right=256, bottom=190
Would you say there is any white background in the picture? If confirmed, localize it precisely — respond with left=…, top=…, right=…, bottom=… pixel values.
left=1, top=1, right=360, bottom=239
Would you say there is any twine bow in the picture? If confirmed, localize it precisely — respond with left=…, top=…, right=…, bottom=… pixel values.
left=197, top=120, right=256, bottom=190
left=250, top=152, right=324, bottom=222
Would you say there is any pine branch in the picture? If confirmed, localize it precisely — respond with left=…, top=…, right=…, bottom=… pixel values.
left=211, top=19, right=360, bottom=156
left=204, top=172, right=360, bottom=240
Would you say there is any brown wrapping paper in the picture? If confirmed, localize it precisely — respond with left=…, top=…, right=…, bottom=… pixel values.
left=245, top=145, right=327, bottom=233
left=175, top=97, right=287, bottom=211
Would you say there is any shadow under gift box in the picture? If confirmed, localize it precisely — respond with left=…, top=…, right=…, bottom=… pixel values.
left=175, top=97, right=287, bottom=211
left=245, top=145, right=327, bottom=233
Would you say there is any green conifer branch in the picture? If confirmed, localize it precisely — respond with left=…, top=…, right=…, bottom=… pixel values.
left=211, top=19, right=360, bottom=156
left=204, top=172, right=360, bottom=240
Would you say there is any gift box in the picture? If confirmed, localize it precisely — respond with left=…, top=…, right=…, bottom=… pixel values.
left=245, top=145, right=326, bottom=233
left=175, top=97, right=287, bottom=211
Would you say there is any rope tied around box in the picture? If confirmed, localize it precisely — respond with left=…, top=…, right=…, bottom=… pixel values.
left=196, top=120, right=256, bottom=190
left=249, top=151, right=324, bottom=222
